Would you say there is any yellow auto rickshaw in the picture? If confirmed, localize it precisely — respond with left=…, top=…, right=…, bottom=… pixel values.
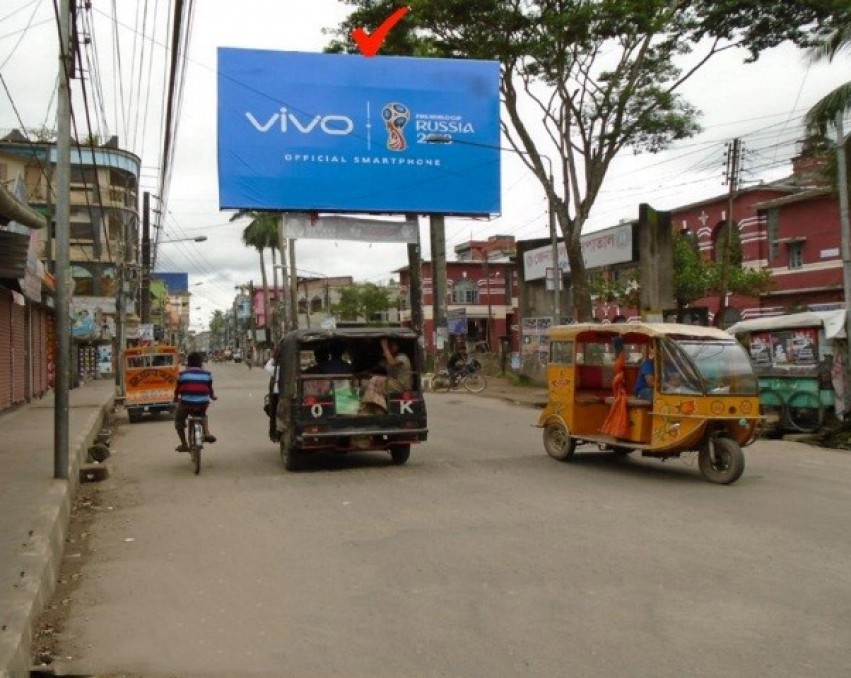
left=537, top=322, right=762, bottom=484
left=123, top=344, right=180, bottom=423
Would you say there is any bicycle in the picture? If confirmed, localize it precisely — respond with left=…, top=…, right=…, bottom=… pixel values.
left=432, top=359, right=487, bottom=393
left=186, top=413, right=205, bottom=475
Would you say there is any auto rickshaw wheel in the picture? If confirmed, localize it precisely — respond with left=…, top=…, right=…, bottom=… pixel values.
left=390, top=444, right=411, bottom=465
left=543, top=423, right=576, bottom=461
left=698, top=437, right=745, bottom=485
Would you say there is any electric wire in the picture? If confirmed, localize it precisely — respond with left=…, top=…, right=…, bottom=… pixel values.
left=0, top=0, right=42, bottom=70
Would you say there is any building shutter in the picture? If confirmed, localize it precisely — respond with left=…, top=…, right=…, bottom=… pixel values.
left=0, top=290, right=12, bottom=411
left=32, top=306, right=48, bottom=396
left=11, top=296, right=26, bottom=404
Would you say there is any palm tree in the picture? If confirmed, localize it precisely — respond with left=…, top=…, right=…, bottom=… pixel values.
left=805, top=25, right=851, bottom=133
left=239, top=214, right=279, bottom=346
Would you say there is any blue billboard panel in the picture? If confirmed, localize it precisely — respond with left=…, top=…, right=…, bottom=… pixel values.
left=217, top=49, right=500, bottom=216
left=151, top=272, right=189, bottom=294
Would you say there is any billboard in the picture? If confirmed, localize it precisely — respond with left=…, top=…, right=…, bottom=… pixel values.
left=217, top=49, right=501, bottom=215
left=151, top=272, right=189, bottom=294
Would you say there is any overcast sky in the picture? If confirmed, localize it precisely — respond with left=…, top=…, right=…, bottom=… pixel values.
left=1, top=1, right=849, bottom=331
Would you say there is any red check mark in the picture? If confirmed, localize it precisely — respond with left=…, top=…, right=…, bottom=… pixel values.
left=352, top=6, right=410, bottom=58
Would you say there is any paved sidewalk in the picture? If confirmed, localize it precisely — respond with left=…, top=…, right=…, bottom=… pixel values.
left=0, top=379, right=114, bottom=677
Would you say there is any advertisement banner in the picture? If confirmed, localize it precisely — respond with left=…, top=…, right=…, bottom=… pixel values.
left=524, top=223, right=634, bottom=281
left=281, top=214, right=417, bottom=243
left=218, top=49, right=501, bottom=215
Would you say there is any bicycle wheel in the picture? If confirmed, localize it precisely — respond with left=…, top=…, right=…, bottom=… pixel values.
left=759, top=388, right=785, bottom=433
left=463, top=372, right=486, bottom=393
left=432, top=371, right=452, bottom=393
left=189, top=419, right=203, bottom=474
left=785, top=391, right=823, bottom=433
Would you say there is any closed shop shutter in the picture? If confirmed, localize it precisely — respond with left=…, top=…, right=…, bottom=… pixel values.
left=11, top=297, right=26, bottom=404
left=0, top=290, right=11, bottom=411
left=38, top=308, right=49, bottom=395
left=31, top=307, right=46, bottom=396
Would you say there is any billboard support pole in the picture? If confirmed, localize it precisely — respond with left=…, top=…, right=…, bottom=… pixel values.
left=430, top=215, right=448, bottom=354
left=406, top=214, right=424, bottom=357
left=276, top=215, right=291, bottom=335
left=289, top=238, right=298, bottom=330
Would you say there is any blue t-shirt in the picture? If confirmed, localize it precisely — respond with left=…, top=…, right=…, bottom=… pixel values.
left=175, top=367, right=214, bottom=407
left=634, top=359, right=654, bottom=397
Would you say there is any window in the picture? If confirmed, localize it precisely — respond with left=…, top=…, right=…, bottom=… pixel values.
left=69, top=222, right=94, bottom=241
left=550, top=340, right=573, bottom=365
left=70, top=167, right=97, bottom=185
left=451, top=279, right=478, bottom=304
left=766, top=208, right=779, bottom=260
left=789, top=242, right=804, bottom=269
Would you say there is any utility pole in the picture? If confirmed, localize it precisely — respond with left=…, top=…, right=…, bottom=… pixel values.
left=289, top=238, right=298, bottom=330
left=430, top=215, right=448, bottom=354
left=276, top=214, right=291, bottom=335
left=835, top=114, right=851, bottom=418
left=484, top=251, right=494, bottom=350
left=248, top=280, right=257, bottom=357
left=405, top=214, right=424, bottom=368
left=141, top=191, right=151, bottom=324
left=716, top=138, right=742, bottom=327
left=54, top=0, right=72, bottom=479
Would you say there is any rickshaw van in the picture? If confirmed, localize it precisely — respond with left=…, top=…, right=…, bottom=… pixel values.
left=727, top=309, right=846, bottom=433
left=123, top=344, right=179, bottom=423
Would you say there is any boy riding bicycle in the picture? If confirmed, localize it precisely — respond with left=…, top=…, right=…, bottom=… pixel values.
left=174, top=351, right=217, bottom=452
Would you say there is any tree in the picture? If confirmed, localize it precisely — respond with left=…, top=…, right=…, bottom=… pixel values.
left=671, top=227, right=773, bottom=315
left=331, top=283, right=392, bottom=323
left=329, top=0, right=846, bottom=319
left=209, top=310, right=227, bottom=349
left=239, top=214, right=279, bottom=344
left=805, top=23, right=851, bottom=133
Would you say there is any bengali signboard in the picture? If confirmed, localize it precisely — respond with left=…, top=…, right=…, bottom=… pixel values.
left=281, top=214, right=417, bottom=243
left=217, top=49, right=501, bottom=215
left=523, top=223, right=635, bottom=281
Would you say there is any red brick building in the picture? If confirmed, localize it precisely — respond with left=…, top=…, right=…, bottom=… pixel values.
left=397, top=236, right=518, bottom=354
left=672, top=147, right=843, bottom=324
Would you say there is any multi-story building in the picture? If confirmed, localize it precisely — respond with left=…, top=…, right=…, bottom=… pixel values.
left=0, top=129, right=141, bottom=383
left=671, top=141, right=843, bottom=324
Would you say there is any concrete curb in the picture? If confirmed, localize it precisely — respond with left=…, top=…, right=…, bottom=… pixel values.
left=0, top=396, right=113, bottom=678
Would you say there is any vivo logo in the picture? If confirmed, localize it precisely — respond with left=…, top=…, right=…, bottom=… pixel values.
left=245, top=108, right=354, bottom=135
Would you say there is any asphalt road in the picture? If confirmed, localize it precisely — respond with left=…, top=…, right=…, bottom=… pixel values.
left=47, top=363, right=851, bottom=677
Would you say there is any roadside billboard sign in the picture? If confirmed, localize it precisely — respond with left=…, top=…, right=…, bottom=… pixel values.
left=217, top=49, right=501, bottom=215
left=524, top=223, right=635, bottom=281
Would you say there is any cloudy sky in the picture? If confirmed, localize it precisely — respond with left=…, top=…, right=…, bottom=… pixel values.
left=1, top=1, right=849, bottom=330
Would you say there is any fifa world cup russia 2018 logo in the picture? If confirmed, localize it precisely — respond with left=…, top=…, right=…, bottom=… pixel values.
left=382, top=103, right=410, bottom=152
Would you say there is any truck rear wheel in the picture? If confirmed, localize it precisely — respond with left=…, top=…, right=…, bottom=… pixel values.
left=280, top=429, right=303, bottom=472
left=390, top=445, right=411, bottom=465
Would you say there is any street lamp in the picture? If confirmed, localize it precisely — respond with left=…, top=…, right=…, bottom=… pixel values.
left=425, top=134, right=561, bottom=320
left=161, top=235, right=208, bottom=243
